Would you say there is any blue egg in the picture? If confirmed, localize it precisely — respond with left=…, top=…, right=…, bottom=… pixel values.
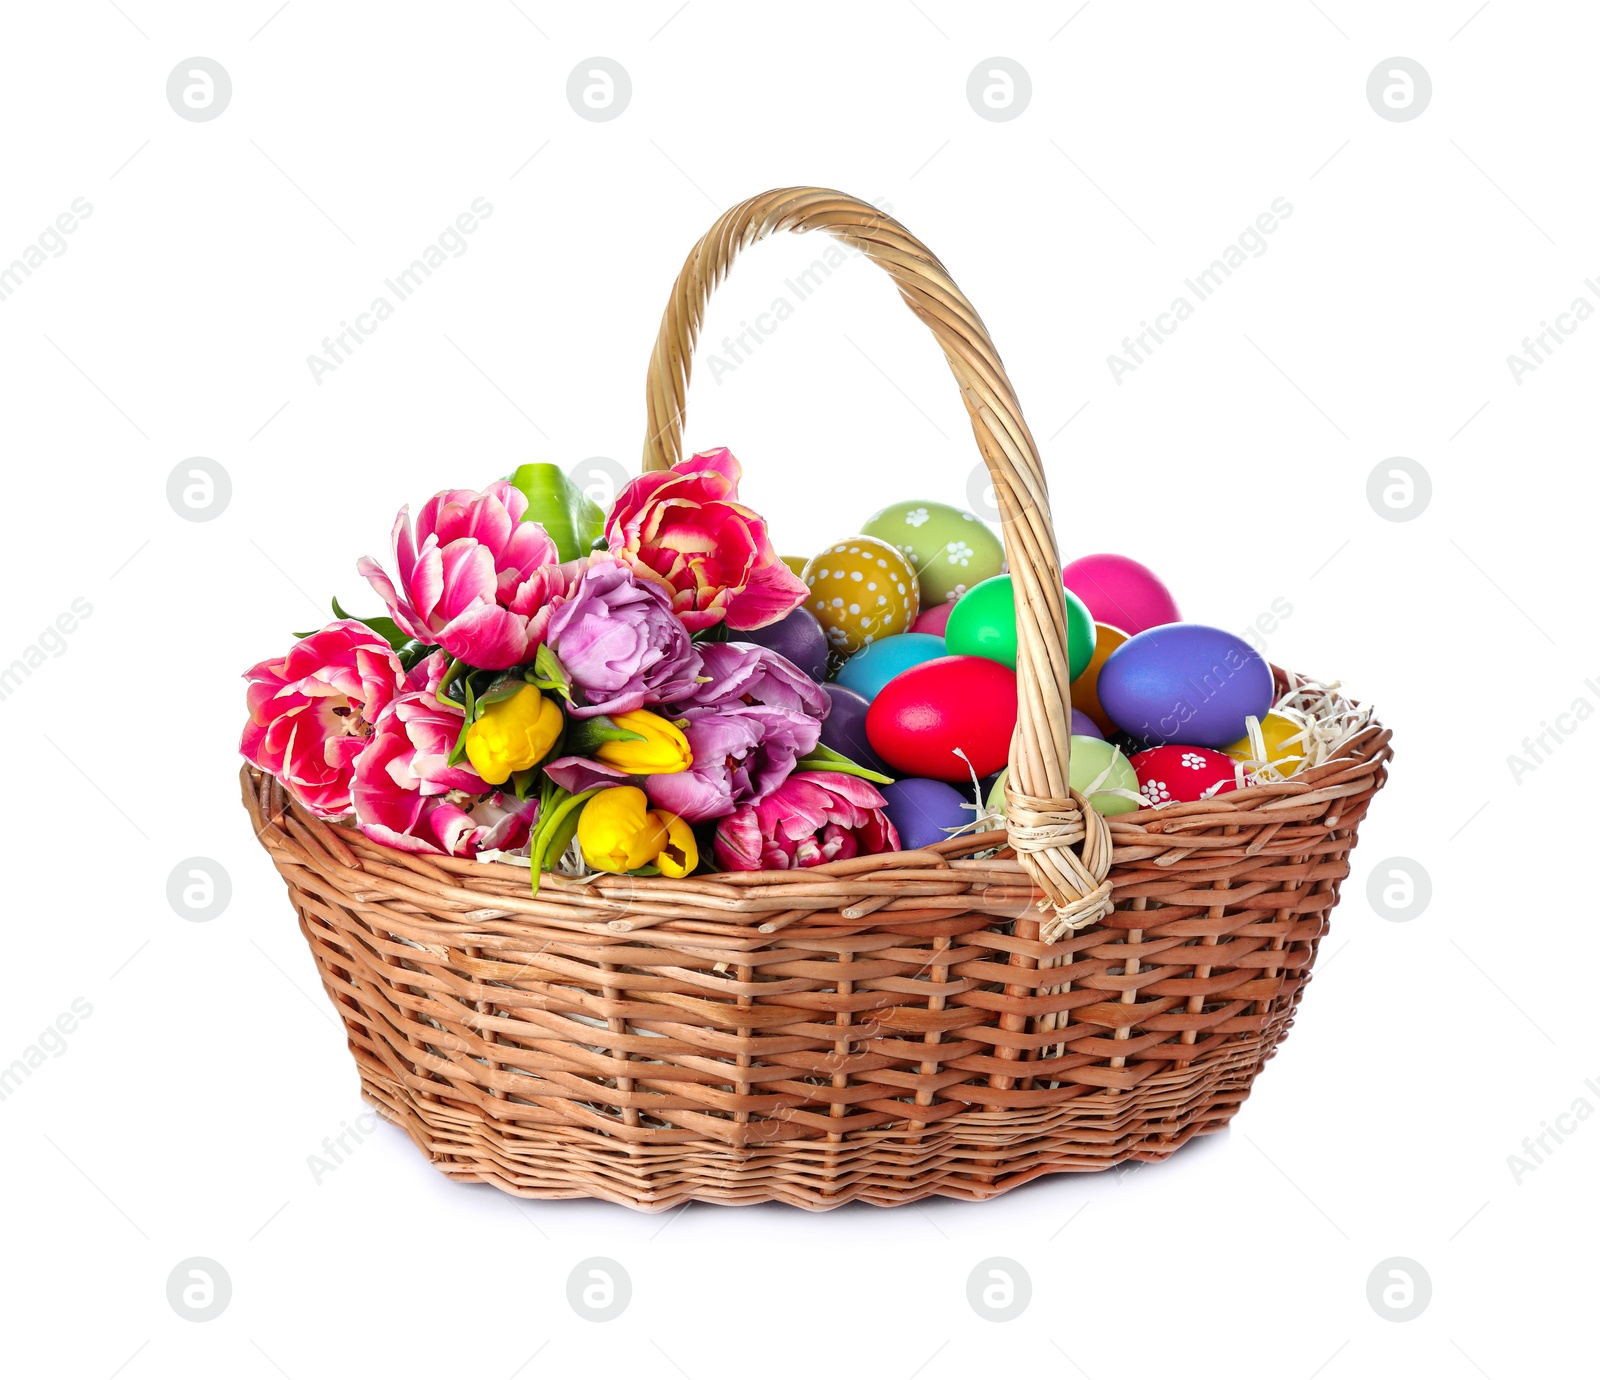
left=880, top=777, right=972, bottom=851
left=1097, top=623, right=1273, bottom=748
left=834, top=633, right=947, bottom=702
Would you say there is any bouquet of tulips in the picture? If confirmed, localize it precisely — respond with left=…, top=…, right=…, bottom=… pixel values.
left=240, top=449, right=901, bottom=885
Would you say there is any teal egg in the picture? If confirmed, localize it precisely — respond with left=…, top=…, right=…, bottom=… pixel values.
left=861, top=500, right=1005, bottom=606
left=834, top=633, right=947, bottom=701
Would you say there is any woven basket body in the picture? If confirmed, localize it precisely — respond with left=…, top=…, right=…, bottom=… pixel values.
left=245, top=189, right=1391, bottom=1210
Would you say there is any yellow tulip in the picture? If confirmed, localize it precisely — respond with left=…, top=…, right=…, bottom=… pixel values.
left=463, top=684, right=563, bottom=785
left=576, top=786, right=697, bottom=875
left=656, top=812, right=698, bottom=878
left=594, top=709, right=692, bottom=775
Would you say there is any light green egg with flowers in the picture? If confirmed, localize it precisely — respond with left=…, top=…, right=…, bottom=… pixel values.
left=986, top=736, right=1141, bottom=819
left=861, top=500, right=1004, bottom=606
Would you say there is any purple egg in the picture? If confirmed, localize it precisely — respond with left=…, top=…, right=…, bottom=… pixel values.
left=1097, top=622, right=1273, bottom=748
left=1071, top=709, right=1104, bottom=740
left=820, top=684, right=892, bottom=775
left=880, top=778, right=972, bottom=852
left=741, top=606, right=828, bottom=682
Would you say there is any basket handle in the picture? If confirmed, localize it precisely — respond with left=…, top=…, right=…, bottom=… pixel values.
left=641, top=187, right=1109, bottom=929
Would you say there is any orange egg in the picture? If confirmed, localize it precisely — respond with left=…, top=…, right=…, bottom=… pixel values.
left=1070, top=622, right=1129, bottom=736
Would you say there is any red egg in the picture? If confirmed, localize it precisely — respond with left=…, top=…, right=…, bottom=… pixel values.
left=1129, top=744, right=1241, bottom=807
left=865, top=655, right=1017, bottom=781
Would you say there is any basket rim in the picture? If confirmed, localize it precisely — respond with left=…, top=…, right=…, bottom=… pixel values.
left=242, top=680, right=1390, bottom=928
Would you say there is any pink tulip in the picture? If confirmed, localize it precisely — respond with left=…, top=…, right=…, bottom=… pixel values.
left=713, top=770, right=899, bottom=871
left=240, top=620, right=405, bottom=818
left=605, top=447, right=810, bottom=633
left=359, top=481, right=576, bottom=670
left=350, top=652, right=525, bottom=856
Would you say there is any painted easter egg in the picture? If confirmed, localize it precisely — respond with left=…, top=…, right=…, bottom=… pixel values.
left=1067, top=736, right=1142, bottom=816
left=1097, top=624, right=1273, bottom=748
left=984, top=768, right=1008, bottom=818
left=880, top=777, right=972, bottom=851
left=781, top=555, right=809, bottom=580
left=1071, top=709, right=1104, bottom=740
left=865, top=655, right=1018, bottom=781
left=739, top=606, right=829, bottom=682
left=820, top=684, right=893, bottom=776
left=1130, top=744, right=1241, bottom=807
left=1062, top=553, right=1180, bottom=636
left=1223, top=711, right=1308, bottom=779
left=943, top=574, right=1094, bottom=678
left=862, top=500, right=1004, bottom=606
left=1070, top=622, right=1129, bottom=736
left=911, top=600, right=954, bottom=637
left=802, top=536, right=919, bottom=655
left=835, top=633, right=947, bottom=702
left=985, top=737, right=1139, bottom=819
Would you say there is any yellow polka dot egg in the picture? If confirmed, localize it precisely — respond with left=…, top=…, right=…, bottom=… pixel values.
left=802, top=536, right=920, bottom=654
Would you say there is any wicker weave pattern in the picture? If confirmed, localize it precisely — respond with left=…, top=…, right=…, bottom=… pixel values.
left=245, top=715, right=1386, bottom=1209
left=243, top=188, right=1393, bottom=1209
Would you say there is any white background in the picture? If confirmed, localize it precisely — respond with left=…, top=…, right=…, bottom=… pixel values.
left=1, top=2, right=1593, bottom=1376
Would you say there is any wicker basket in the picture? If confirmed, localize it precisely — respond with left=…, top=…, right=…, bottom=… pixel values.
left=244, top=188, right=1391, bottom=1211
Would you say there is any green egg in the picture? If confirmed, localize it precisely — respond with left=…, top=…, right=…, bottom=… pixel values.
left=861, top=500, right=1004, bottom=606
left=945, top=573, right=1094, bottom=678
left=985, top=737, right=1139, bottom=819
left=1067, top=736, right=1141, bottom=815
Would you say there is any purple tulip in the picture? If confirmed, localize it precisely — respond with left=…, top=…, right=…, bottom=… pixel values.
left=545, top=558, right=703, bottom=718
left=680, top=641, right=830, bottom=717
left=647, top=703, right=821, bottom=821
left=545, top=641, right=830, bottom=822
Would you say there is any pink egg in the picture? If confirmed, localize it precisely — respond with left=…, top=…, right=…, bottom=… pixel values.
left=1129, top=744, right=1240, bottom=807
left=1062, top=553, right=1180, bottom=636
left=911, top=601, right=954, bottom=636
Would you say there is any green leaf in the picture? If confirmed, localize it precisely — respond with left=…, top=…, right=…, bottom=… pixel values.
left=529, top=643, right=574, bottom=703
left=395, top=638, right=429, bottom=671
left=796, top=744, right=894, bottom=785
left=527, top=786, right=600, bottom=896
left=473, top=676, right=527, bottom=713
left=539, top=800, right=588, bottom=870
left=563, top=714, right=644, bottom=759
left=506, top=462, right=606, bottom=563
left=447, top=669, right=481, bottom=765
left=330, top=596, right=411, bottom=651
